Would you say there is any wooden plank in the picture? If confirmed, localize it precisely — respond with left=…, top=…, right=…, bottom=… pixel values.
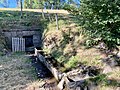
left=21, top=38, right=23, bottom=51
left=12, top=37, right=25, bottom=52
left=14, top=38, right=15, bottom=52
left=15, top=38, right=17, bottom=52
left=14, top=38, right=16, bottom=52
left=12, top=38, right=13, bottom=52
left=19, top=38, right=21, bottom=51
left=18, top=38, right=20, bottom=51
left=0, top=8, right=69, bottom=14
left=16, top=38, right=17, bottom=52
left=19, top=38, right=22, bottom=51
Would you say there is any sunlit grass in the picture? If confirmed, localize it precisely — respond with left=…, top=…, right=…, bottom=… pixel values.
left=0, top=53, right=38, bottom=90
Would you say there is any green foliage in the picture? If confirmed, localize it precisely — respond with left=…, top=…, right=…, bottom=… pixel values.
left=12, top=51, right=25, bottom=56
left=0, top=11, right=46, bottom=29
left=90, top=74, right=120, bottom=88
left=24, top=0, right=43, bottom=9
left=92, top=74, right=108, bottom=85
left=64, top=3, right=79, bottom=15
left=66, top=0, right=120, bottom=50
left=23, top=0, right=66, bottom=9
left=23, top=0, right=79, bottom=9
left=0, top=52, right=3, bottom=56
left=65, top=56, right=79, bottom=69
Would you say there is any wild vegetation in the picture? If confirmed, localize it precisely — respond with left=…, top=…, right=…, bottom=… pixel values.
left=42, top=0, right=120, bottom=89
left=0, top=52, right=37, bottom=90
left=64, top=0, right=120, bottom=54
left=0, top=0, right=120, bottom=89
left=42, top=14, right=120, bottom=89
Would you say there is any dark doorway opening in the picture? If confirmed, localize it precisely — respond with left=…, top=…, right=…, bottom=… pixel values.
left=23, top=35, right=34, bottom=52
left=23, top=35, right=33, bottom=47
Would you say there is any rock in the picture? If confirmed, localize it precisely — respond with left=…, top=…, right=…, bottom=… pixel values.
left=57, top=77, right=65, bottom=90
left=88, top=82, right=97, bottom=90
left=117, top=52, right=120, bottom=58
left=0, top=65, right=2, bottom=68
left=66, top=80, right=86, bottom=90
left=39, top=81, right=46, bottom=88
left=102, top=56, right=118, bottom=67
left=110, top=59, right=118, bottom=67
left=116, top=87, right=120, bottom=90
left=81, top=66, right=100, bottom=77
left=103, top=65, right=113, bottom=74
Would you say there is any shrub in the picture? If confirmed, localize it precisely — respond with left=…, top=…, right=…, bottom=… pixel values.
left=65, top=56, right=79, bottom=69
left=65, top=0, right=120, bottom=51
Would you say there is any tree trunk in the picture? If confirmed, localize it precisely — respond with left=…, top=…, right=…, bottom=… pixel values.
left=47, top=12, right=52, bottom=22
left=55, top=13, right=59, bottom=30
left=42, top=9, right=45, bottom=19
left=20, top=0, right=23, bottom=18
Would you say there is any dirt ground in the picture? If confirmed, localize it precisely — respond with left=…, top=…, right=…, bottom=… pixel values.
left=0, top=53, right=57, bottom=90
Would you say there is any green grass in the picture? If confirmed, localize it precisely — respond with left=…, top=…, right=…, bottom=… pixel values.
left=42, top=15, right=120, bottom=90
left=1, top=10, right=120, bottom=89
left=0, top=53, right=38, bottom=89
left=43, top=16, right=104, bottom=70
left=64, top=56, right=79, bottom=69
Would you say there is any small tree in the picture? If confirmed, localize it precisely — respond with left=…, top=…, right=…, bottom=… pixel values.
left=66, top=0, right=120, bottom=54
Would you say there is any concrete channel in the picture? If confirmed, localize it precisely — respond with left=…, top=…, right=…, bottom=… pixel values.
left=33, top=48, right=100, bottom=90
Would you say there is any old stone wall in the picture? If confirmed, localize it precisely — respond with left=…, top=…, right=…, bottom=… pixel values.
left=3, top=29, right=42, bottom=51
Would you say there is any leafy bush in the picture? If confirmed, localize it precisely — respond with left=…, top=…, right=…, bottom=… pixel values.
left=65, top=56, right=79, bottom=69
left=66, top=0, right=120, bottom=51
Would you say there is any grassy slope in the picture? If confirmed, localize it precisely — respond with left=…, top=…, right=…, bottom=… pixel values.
left=0, top=53, right=37, bottom=90
left=0, top=11, right=58, bottom=90
left=0, top=11, right=44, bottom=30
left=0, top=10, right=46, bottom=55
left=43, top=17, right=103, bottom=69
left=0, top=53, right=58, bottom=90
left=43, top=16, right=120, bottom=90
left=0, top=10, right=120, bottom=89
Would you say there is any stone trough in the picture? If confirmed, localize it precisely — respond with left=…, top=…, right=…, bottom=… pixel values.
left=34, top=48, right=100, bottom=90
